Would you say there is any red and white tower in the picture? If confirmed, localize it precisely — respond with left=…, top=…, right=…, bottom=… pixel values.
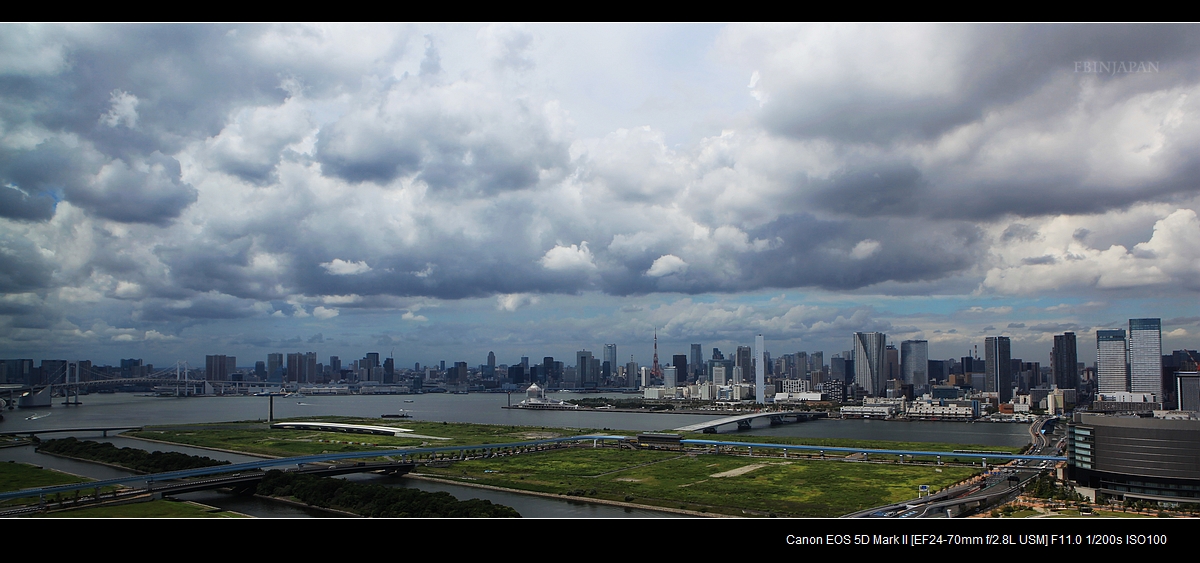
left=651, top=327, right=663, bottom=381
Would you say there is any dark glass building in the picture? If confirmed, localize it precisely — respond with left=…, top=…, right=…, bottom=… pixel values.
left=1068, top=413, right=1200, bottom=502
left=1052, top=332, right=1078, bottom=389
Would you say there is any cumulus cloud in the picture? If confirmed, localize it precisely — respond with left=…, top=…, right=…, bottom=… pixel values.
left=479, top=23, right=536, bottom=72
left=849, top=239, right=881, bottom=260
left=982, top=207, right=1200, bottom=294
left=540, top=242, right=596, bottom=272
left=315, top=76, right=569, bottom=189
left=204, top=92, right=314, bottom=184
left=100, top=90, right=139, bottom=129
left=313, top=306, right=339, bottom=319
left=0, top=24, right=1196, bottom=364
left=496, top=292, right=540, bottom=311
left=322, top=259, right=372, bottom=276
left=646, top=254, right=688, bottom=277
left=65, top=153, right=198, bottom=225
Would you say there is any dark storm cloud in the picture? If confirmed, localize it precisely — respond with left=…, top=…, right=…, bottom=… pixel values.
left=594, top=214, right=983, bottom=296
left=762, top=24, right=1200, bottom=144
left=63, top=152, right=197, bottom=225
left=315, top=81, right=569, bottom=190
left=0, top=24, right=410, bottom=222
left=739, top=215, right=983, bottom=292
left=156, top=237, right=280, bottom=300
left=1001, top=223, right=1038, bottom=243
left=134, top=295, right=261, bottom=322
left=0, top=184, right=56, bottom=221
left=289, top=248, right=586, bottom=301
left=0, top=138, right=84, bottom=221
left=809, top=163, right=924, bottom=218
left=0, top=233, right=54, bottom=292
left=938, top=163, right=1200, bottom=220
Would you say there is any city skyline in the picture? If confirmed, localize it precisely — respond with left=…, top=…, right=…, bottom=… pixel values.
left=1, top=24, right=1198, bottom=368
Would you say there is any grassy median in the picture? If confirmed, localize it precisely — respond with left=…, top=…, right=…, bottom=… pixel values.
left=417, top=447, right=977, bottom=517
left=122, top=418, right=1000, bottom=516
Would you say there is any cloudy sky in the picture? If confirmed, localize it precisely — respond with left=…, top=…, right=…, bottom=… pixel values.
left=2, top=23, right=1198, bottom=370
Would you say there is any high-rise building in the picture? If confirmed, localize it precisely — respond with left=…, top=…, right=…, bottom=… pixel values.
left=206, top=355, right=229, bottom=381
left=267, top=353, right=283, bottom=383
left=663, top=365, right=677, bottom=388
left=885, top=345, right=900, bottom=381
left=1052, top=332, right=1079, bottom=389
left=901, top=340, right=929, bottom=391
left=672, top=354, right=688, bottom=384
left=853, top=332, right=887, bottom=396
left=1177, top=372, right=1200, bottom=412
left=287, top=352, right=303, bottom=383
left=576, top=350, right=594, bottom=388
left=690, top=344, right=703, bottom=379
left=603, top=344, right=617, bottom=377
left=735, top=346, right=752, bottom=385
left=985, top=336, right=1013, bottom=403
left=0, top=359, right=33, bottom=385
left=1097, top=329, right=1128, bottom=394
left=712, top=364, right=727, bottom=386
left=1128, top=318, right=1162, bottom=396
left=451, top=362, right=468, bottom=385
left=305, top=352, right=317, bottom=384
left=755, top=334, right=766, bottom=404
left=830, top=355, right=847, bottom=382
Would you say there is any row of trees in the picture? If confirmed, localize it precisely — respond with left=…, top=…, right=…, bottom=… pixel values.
left=36, top=437, right=229, bottom=474
left=255, top=471, right=520, bottom=517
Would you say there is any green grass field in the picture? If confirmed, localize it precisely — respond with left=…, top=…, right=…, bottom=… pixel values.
left=0, top=461, right=92, bottom=507
left=127, top=418, right=626, bottom=458
left=417, top=447, right=977, bottom=517
left=39, top=499, right=248, bottom=518
left=122, top=418, right=1006, bottom=517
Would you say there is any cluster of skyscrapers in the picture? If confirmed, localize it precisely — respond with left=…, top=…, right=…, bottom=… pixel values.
left=1095, top=318, right=1164, bottom=396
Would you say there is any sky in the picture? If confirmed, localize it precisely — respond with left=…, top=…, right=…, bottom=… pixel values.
left=1, top=23, right=1198, bottom=370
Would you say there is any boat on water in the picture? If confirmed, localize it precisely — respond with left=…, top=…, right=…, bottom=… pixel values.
left=403, top=399, right=414, bottom=403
